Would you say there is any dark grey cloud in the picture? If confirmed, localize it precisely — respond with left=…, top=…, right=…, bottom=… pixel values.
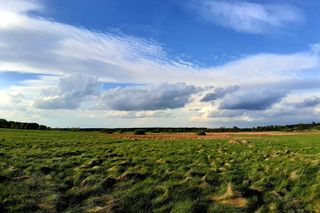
left=208, top=109, right=246, bottom=118
left=294, top=97, right=320, bottom=108
left=205, top=100, right=320, bottom=128
left=101, top=83, right=199, bottom=111
left=201, top=85, right=239, bottom=102
left=34, top=74, right=101, bottom=109
left=220, top=89, right=287, bottom=110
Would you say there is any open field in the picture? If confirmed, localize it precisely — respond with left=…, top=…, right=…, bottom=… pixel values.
left=0, top=129, right=319, bottom=212
left=111, top=132, right=301, bottom=140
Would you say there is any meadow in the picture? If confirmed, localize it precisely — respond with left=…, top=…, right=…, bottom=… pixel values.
left=0, top=129, right=319, bottom=212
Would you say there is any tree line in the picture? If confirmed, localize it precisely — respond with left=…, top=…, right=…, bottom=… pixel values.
left=0, top=119, right=49, bottom=130
left=1, top=118, right=319, bottom=132
left=97, top=122, right=320, bottom=133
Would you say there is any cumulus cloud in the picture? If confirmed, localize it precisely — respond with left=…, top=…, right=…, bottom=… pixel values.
left=0, top=91, right=25, bottom=109
left=193, top=0, right=304, bottom=34
left=100, top=83, right=199, bottom=111
left=201, top=85, right=239, bottom=102
left=0, top=0, right=320, bottom=127
left=220, top=89, right=287, bottom=110
left=33, top=74, right=101, bottom=109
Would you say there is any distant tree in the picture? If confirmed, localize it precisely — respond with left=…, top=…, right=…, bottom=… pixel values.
left=101, top=129, right=114, bottom=134
left=134, top=129, right=146, bottom=135
left=196, top=130, right=206, bottom=136
left=0, top=118, right=48, bottom=130
left=38, top=125, right=48, bottom=130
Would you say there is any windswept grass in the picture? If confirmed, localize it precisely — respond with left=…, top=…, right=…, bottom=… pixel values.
left=0, top=129, right=319, bottom=212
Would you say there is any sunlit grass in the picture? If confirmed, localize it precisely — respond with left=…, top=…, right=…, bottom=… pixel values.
left=0, top=129, right=319, bottom=212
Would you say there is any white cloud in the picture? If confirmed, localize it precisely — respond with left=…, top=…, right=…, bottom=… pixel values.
left=0, top=0, right=42, bottom=29
left=193, top=0, right=304, bottom=34
left=0, top=0, right=317, bottom=88
left=33, top=74, right=101, bottom=109
left=82, top=110, right=174, bottom=119
left=0, top=0, right=42, bottom=13
left=0, top=0, right=320, bottom=127
left=311, top=43, right=320, bottom=55
left=0, top=91, right=22, bottom=109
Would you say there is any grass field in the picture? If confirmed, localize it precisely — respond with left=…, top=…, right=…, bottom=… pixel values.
left=0, top=129, right=319, bottom=212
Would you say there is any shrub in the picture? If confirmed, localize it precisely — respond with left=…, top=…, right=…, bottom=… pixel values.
left=134, top=129, right=146, bottom=135
left=196, top=130, right=206, bottom=136
left=101, top=129, right=114, bottom=134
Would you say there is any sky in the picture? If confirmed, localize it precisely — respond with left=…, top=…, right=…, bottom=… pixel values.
left=0, top=0, right=320, bottom=128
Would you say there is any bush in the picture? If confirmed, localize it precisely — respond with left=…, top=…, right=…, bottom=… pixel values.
left=134, top=129, right=146, bottom=135
left=101, top=129, right=114, bottom=134
left=196, top=130, right=206, bottom=136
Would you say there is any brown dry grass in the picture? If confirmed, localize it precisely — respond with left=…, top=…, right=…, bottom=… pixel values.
left=209, top=183, right=248, bottom=208
left=110, top=132, right=299, bottom=140
left=228, top=139, right=251, bottom=144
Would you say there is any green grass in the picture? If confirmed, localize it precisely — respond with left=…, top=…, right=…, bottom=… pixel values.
left=0, top=129, right=319, bottom=212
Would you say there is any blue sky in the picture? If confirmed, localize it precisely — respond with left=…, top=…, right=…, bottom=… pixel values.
left=0, top=72, right=44, bottom=89
left=0, top=0, right=320, bottom=127
left=43, top=0, right=320, bottom=65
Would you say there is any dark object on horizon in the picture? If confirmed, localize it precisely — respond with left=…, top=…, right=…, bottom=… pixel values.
left=134, top=129, right=146, bottom=135
left=196, top=130, right=206, bottom=136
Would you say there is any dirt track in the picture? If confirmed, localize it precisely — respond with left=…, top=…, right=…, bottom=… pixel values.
left=110, top=132, right=300, bottom=140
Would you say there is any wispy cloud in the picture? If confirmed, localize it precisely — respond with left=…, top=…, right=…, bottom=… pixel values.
left=193, top=0, right=304, bottom=34
left=0, top=0, right=317, bottom=87
left=0, top=0, right=42, bottom=14
left=0, top=0, right=320, bottom=127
